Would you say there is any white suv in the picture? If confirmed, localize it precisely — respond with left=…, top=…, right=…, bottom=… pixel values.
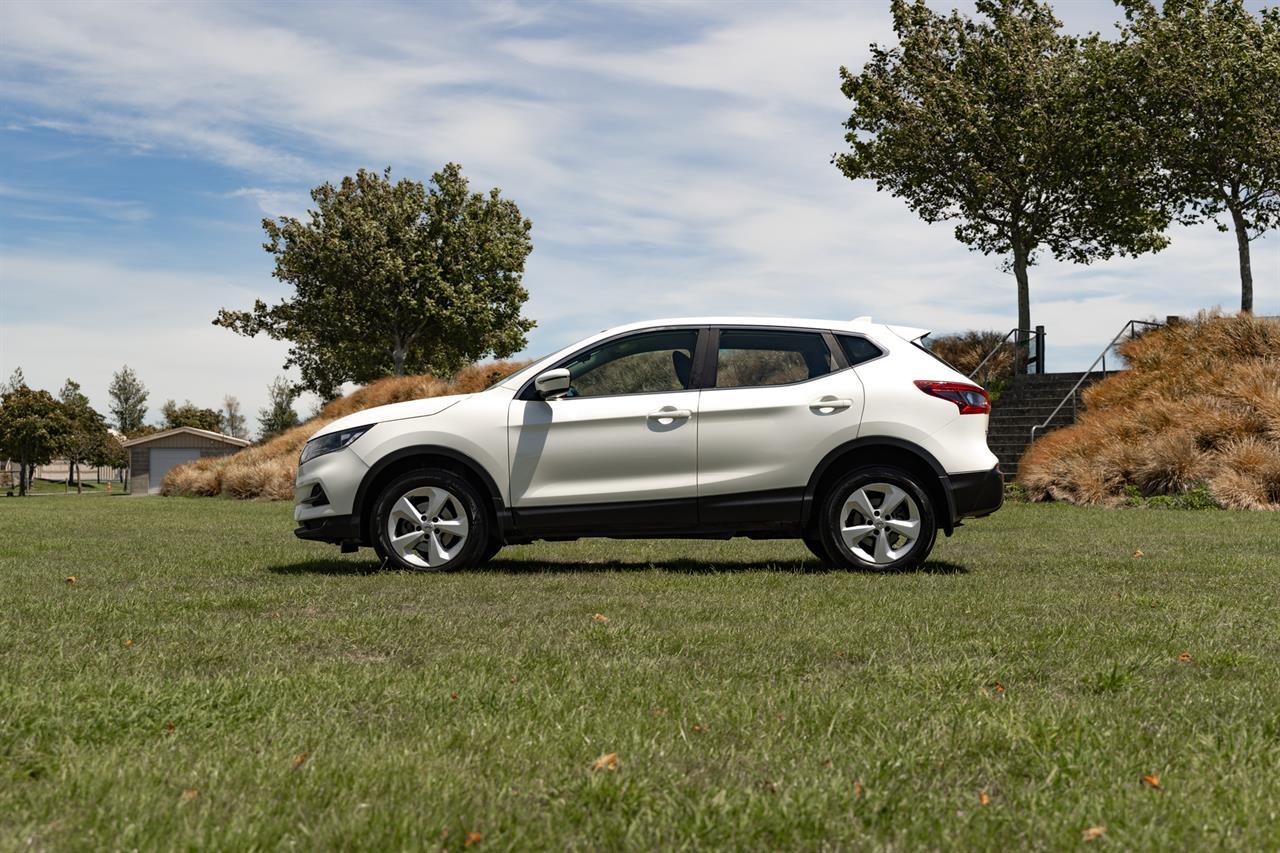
left=294, top=317, right=1002, bottom=571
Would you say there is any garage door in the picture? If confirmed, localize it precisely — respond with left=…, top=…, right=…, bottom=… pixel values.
left=149, top=449, right=200, bottom=494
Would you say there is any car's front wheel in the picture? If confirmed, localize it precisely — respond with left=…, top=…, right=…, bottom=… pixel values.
left=372, top=469, right=489, bottom=571
left=817, top=466, right=937, bottom=572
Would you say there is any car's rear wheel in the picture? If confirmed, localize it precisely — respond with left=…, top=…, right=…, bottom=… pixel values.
left=372, top=469, right=489, bottom=572
left=818, top=466, right=937, bottom=572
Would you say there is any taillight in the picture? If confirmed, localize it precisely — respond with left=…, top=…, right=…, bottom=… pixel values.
left=914, top=380, right=990, bottom=415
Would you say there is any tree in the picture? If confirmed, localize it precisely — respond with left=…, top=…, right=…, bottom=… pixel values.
left=0, top=387, right=72, bottom=496
left=161, top=400, right=224, bottom=432
left=95, top=433, right=129, bottom=484
left=257, top=377, right=301, bottom=441
left=222, top=395, right=248, bottom=440
left=1120, top=0, right=1280, bottom=311
left=59, top=379, right=110, bottom=494
left=214, top=164, right=536, bottom=397
left=108, top=365, right=149, bottom=436
left=836, top=0, right=1170, bottom=367
left=2, top=367, right=25, bottom=394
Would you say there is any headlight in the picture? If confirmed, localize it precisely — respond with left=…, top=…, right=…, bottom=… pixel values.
left=299, top=424, right=373, bottom=465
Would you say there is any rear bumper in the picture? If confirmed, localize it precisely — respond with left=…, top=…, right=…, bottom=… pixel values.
left=294, top=513, right=362, bottom=544
left=944, top=466, right=1004, bottom=521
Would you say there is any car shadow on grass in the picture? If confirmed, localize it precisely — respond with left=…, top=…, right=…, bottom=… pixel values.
left=268, top=557, right=968, bottom=576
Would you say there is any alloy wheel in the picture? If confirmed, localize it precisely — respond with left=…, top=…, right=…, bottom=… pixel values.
left=385, top=486, right=470, bottom=569
left=839, top=482, right=921, bottom=565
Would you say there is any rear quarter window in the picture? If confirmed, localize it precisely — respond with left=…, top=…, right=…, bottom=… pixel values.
left=836, top=334, right=884, bottom=367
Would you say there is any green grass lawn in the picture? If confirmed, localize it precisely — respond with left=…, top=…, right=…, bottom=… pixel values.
left=15, top=477, right=126, bottom=497
left=2, top=498, right=1278, bottom=850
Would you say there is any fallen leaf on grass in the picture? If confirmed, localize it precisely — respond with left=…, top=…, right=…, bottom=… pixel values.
left=1142, top=773, right=1162, bottom=790
left=821, top=758, right=833, bottom=769
left=592, top=613, right=609, bottom=623
left=180, top=788, right=198, bottom=802
left=992, top=681, right=1006, bottom=694
left=450, top=692, right=459, bottom=701
left=123, top=639, right=133, bottom=648
left=853, top=780, right=864, bottom=797
left=292, top=751, right=309, bottom=769
left=979, top=792, right=991, bottom=806
left=691, top=723, right=706, bottom=733
left=464, top=830, right=483, bottom=847
left=1133, top=549, right=1145, bottom=558
left=164, top=721, right=176, bottom=733
left=65, top=576, right=76, bottom=584
left=1082, top=825, right=1107, bottom=841
left=1178, top=651, right=1192, bottom=663
left=591, top=752, right=619, bottom=772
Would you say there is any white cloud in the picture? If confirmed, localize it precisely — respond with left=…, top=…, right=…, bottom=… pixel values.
left=0, top=0, right=1276, bottom=419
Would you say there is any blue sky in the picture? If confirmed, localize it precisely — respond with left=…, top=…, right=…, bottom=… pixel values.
left=1, top=0, right=1275, bottom=424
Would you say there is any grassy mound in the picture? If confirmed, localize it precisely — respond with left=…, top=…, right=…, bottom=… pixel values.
left=161, top=361, right=529, bottom=500
left=1019, top=313, right=1280, bottom=509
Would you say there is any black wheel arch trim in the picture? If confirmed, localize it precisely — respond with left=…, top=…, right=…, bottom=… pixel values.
left=352, top=445, right=511, bottom=544
left=801, top=437, right=959, bottom=534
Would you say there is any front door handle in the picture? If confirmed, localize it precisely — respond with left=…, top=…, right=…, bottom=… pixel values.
left=647, top=407, right=692, bottom=424
left=810, top=396, right=853, bottom=414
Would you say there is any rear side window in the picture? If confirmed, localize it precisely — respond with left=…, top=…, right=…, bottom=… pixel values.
left=836, top=334, right=883, bottom=366
left=715, top=329, right=835, bottom=388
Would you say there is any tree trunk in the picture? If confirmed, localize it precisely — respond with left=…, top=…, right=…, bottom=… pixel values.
left=18, top=453, right=27, bottom=497
left=76, top=462, right=82, bottom=495
left=1227, top=200, right=1253, bottom=314
left=1012, top=240, right=1032, bottom=374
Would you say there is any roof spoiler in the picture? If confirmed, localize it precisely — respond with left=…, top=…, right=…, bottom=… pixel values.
left=887, top=324, right=931, bottom=344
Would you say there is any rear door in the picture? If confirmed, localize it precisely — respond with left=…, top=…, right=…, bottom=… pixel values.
left=696, top=327, right=866, bottom=522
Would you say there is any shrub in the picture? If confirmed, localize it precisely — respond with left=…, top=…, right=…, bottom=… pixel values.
left=1019, top=312, right=1280, bottom=510
left=161, top=360, right=529, bottom=500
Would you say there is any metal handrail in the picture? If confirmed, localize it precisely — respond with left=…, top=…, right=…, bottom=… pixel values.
left=1028, top=320, right=1163, bottom=442
left=968, top=327, right=1044, bottom=380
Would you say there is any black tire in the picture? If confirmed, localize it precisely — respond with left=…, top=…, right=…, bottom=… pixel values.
left=802, top=532, right=835, bottom=566
left=476, top=537, right=503, bottom=566
left=372, top=469, right=490, bottom=572
left=817, top=466, right=938, bottom=572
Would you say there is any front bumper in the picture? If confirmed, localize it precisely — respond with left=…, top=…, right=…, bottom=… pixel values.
left=295, top=513, right=362, bottom=544
left=944, top=466, right=1004, bottom=521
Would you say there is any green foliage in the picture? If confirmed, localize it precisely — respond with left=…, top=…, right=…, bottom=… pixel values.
left=215, top=165, right=536, bottom=397
left=1119, top=0, right=1280, bottom=310
left=837, top=0, right=1169, bottom=333
left=1123, top=483, right=1222, bottom=509
left=161, top=400, right=225, bottom=433
left=0, top=385, right=72, bottom=496
left=58, top=379, right=112, bottom=492
left=107, top=365, right=149, bottom=436
left=257, top=376, right=300, bottom=441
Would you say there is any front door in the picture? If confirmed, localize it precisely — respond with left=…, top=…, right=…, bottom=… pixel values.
left=507, top=328, right=702, bottom=533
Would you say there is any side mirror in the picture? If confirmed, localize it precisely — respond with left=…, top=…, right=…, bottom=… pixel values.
left=534, top=368, right=572, bottom=400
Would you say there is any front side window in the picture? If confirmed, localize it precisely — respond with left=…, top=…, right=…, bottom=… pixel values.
left=559, top=329, right=699, bottom=398
left=714, top=329, right=836, bottom=388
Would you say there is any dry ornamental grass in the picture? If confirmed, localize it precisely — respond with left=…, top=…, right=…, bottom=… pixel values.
left=161, top=361, right=529, bottom=500
left=1019, top=312, right=1280, bottom=510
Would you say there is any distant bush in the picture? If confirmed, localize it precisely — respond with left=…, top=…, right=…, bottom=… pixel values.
left=161, top=360, right=530, bottom=500
left=1019, top=312, right=1280, bottom=510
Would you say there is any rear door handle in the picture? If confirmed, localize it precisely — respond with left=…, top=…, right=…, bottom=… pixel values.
left=810, top=396, right=853, bottom=413
left=647, top=407, right=692, bottom=423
